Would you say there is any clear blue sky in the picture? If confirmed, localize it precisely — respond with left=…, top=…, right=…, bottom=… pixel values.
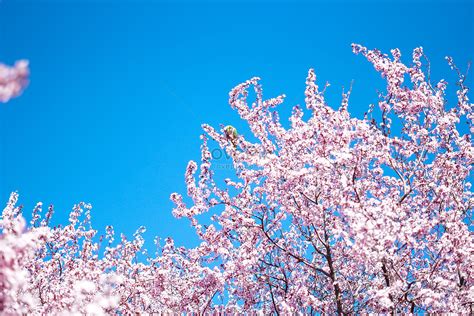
left=1, top=0, right=473, bottom=249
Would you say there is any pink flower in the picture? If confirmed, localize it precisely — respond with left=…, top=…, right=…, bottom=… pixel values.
left=0, top=60, right=29, bottom=102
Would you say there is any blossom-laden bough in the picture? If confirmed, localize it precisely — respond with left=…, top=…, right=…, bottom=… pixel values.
left=0, top=60, right=29, bottom=103
left=171, top=44, right=473, bottom=314
left=1, top=45, right=473, bottom=314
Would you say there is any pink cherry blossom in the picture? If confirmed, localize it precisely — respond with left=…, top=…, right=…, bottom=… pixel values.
left=1, top=44, right=473, bottom=314
left=0, top=60, right=29, bottom=102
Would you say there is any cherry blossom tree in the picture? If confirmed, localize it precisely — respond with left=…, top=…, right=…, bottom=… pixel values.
left=1, top=45, right=473, bottom=314
left=170, top=44, right=474, bottom=314
left=1, top=193, right=224, bottom=314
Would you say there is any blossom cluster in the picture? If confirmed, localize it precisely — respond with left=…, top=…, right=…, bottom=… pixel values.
left=0, top=60, right=29, bottom=102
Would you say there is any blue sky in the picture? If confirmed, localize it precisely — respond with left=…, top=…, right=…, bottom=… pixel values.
left=1, top=0, right=473, bottom=249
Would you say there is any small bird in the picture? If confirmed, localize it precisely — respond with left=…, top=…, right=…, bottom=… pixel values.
left=224, top=125, right=238, bottom=147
